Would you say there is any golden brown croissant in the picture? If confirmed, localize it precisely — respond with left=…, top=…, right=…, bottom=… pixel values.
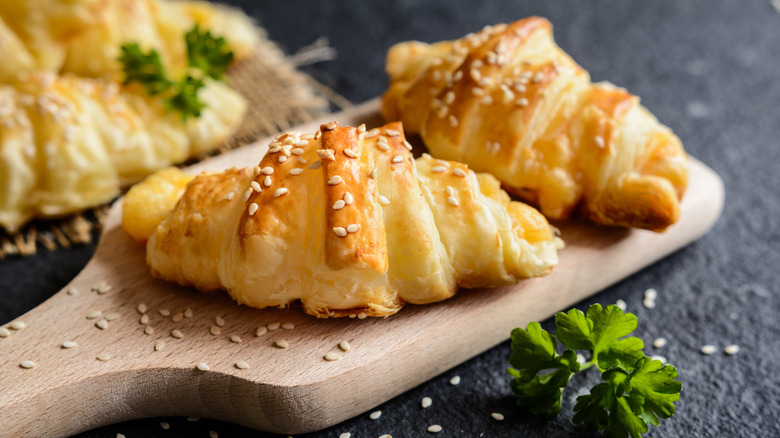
left=0, top=72, right=246, bottom=232
left=382, top=17, right=688, bottom=231
left=126, top=122, right=563, bottom=317
left=0, top=0, right=259, bottom=83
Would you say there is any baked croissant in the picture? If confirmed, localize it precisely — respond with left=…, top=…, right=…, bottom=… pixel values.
left=0, top=0, right=258, bottom=83
left=128, top=122, right=563, bottom=317
left=0, top=72, right=246, bottom=232
left=382, top=17, right=688, bottom=231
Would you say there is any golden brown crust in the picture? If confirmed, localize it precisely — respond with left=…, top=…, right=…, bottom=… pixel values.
left=382, top=17, right=688, bottom=232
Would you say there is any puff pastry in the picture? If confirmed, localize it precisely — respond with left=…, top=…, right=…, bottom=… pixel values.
left=382, top=17, right=688, bottom=231
left=0, top=0, right=259, bottom=83
left=130, top=122, right=562, bottom=317
left=0, top=72, right=246, bottom=232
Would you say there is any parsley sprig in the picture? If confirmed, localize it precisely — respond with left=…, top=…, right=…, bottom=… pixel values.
left=119, top=25, right=234, bottom=119
left=508, top=304, right=682, bottom=437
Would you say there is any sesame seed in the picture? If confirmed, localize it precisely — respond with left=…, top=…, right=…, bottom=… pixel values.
left=333, top=200, right=346, bottom=210
left=453, top=70, right=463, bottom=81
left=0, top=327, right=10, bottom=337
left=210, top=325, right=221, bottom=336
left=377, top=142, right=390, bottom=152
left=645, top=288, right=658, bottom=300
left=447, top=196, right=459, bottom=207
left=701, top=345, right=717, bottom=355
left=725, top=345, right=740, bottom=355
left=403, top=140, right=413, bottom=150
left=325, top=121, right=338, bottom=130
left=260, top=166, right=274, bottom=175
left=516, top=97, right=529, bottom=107
left=273, top=188, right=289, bottom=198
left=491, top=413, right=504, bottom=421
left=343, top=148, right=358, bottom=158
left=370, top=168, right=378, bottom=179
left=328, top=175, right=343, bottom=185
left=20, top=360, right=36, bottom=369
left=369, top=410, right=382, bottom=420
left=267, top=322, right=280, bottom=331
left=97, top=353, right=111, bottom=361
left=282, top=322, right=295, bottom=330
left=325, top=352, right=341, bottom=361
left=235, top=360, right=250, bottom=369
left=159, top=309, right=170, bottom=317
left=140, top=314, right=149, bottom=324
left=514, top=83, right=527, bottom=93
left=298, top=157, right=308, bottom=164
left=445, top=186, right=455, bottom=196
left=421, top=397, right=432, bottom=408
left=209, top=431, right=218, bottom=438
left=449, top=375, right=461, bottom=385
left=471, top=87, right=484, bottom=97
left=310, top=160, right=323, bottom=170
left=230, top=335, right=242, bottom=343
left=283, top=137, right=294, bottom=145
left=346, top=224, right=361, bottom=233
left=248, top=203, right=259, bottom=216
left=427, top=424, right=442, bottom=433
left=251, top=181, right=262, bottom=192
left=365, top=129, right=379, bottom=139
left=577, top=353, right=586, bottom=364
left=651, top=355, right=667, bottom=364
left=196, top=362, right=210, bottom=371
left=431, top=165, right=447, bottom=173
left=481, top=96, right=494, bottom=105
left=160, top=422, right=170, bottom=430
left=443, top=92, right=455, bottom=105
left=615, top=299, right=627, bottom=311
left=392, top=155, right=404, bottom=163
left=67, top=286, right=78, bottom=295
left=643, top=298, right=656, bottom=309
left=502, top=87, right=515, bottom=104
left=95, top=319, right=108, bottom=330
left=275, top=340, right=289, bottom=349
left=86, top=310, right=102, bottom=319
left=378, top=195, right=390, bottom=206
left=344, top=192, right=354, bottom=205
left=532, top=71, right=544, bottom=83
left=290, top=168, right=304, bottom=176
left=263, top=176, right=272, bottom=187
left=278, top=155, right=287, bottom=163
left=339, top=341, right=351, bottom=352
left=449, top=115, right=459, bottom=127
left=340, top=433, right=351, bottom=438
left=215, top=316, right=225, bottom=327
left=358, top=312, right=367, bottom=319
left=436, top=105, right=448, bottom=119
left=269, top=146, right=281, bottom=154
left=117, top=433, right=126, bottom=438
left=594, top=135, right=606, bottom=149
left=385, top=128, right=401, bottom=137
left=653, top=337, right=667, bottom=348
left=379, top=435, right=391, bottom=438
left=243, top=188, right=253, bottom=201
left=333, top=227, right=347, bottom=237
left=171, top=329, right=184, bottom=339
left=184, top=308, right=193, bottom=318
left=358, top=124, right=366, bottom=133
left=144, top=325, right=153, bottom=335
left=453, top=168, right=466, bottom=177
left=95, top=282, right=112, bottom=294
left=470, top=68, right=482, bottom=81
left=105, top=313, right=120, bottom=321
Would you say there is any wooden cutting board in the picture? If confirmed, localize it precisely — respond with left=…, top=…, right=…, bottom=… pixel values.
left=0, top=99, right=724, bottom=437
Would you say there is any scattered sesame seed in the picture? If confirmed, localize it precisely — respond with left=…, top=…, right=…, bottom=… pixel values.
left=427, top=424, right=442, bottom=433
left=251, top=181, right=262, bottom=192
left=645, top=288, right=658, bottom=300
left=385, top=129, right=401, bottom=137
left=577, top=353, right=586, bottom=364
left=105, top=313, right=120, bottom=322
left=225, top=191, right=235, bottom=201
left=651, top=355, right=667, bottom=364
left=333, top=227, right=347, bottom=237
left=643, top=298, right=656, bottom=309
left=325, top=121, right=338, bottom=130
left=594, top=135, right=606, bottom=149
left=235, top=360, right=250, bottom=370
left=370, top=410, right=382, bottom=420
left=377, top=142, right=390, bottom=152
left=325, top=352, right=341, bottom=361
left=95, top=319, right=108, bottom=330
left=243, top=188, right=253, bottom=201
left=436, top=106, right=448, bottom=119
left=347, top=224, right=361, bottom=233
left=275, top=340, right=289, bottom=349
left=333, top=200, right=346, bottom=210
left=701, top=345, right=717, bottom=355
left=144, top=325, right=153, bottom=335
left=343, top=192, right=354, bottom=206
left=403, top=140, right=413, bottom=151
left=159, top=309, right=170, bottom=317
left=471, top=87, right=484, bottom=97
left=491, top=412, right=505, bottom=421
left=450, top=375, right=461, bottom=385
left=282, top=322, right=295, bottom=330
left=725, top=345, right=740, bottom=355
left=445, top=186, right=455, bottom=196
left=209, top=431, right=219, bottom=438
left=298, top=157, right=308, bottom=164
left=184, top=308, right=193, bottom=318
left=267, top=322, right=281, bottom=331
left=653, top=337, right=667, bottom=348
left=261, top=166, right=274, bottom=175
left=20, top=360, right=36, bottom=369
left=358, top=312, right=367, bottom=319
left=290, top=168, right=304, bottom=176
left=339, top=433, right=351, bottom=438
left=248, top=203, right=259, bottom=216
left=117, top=433, right=126, bottom=438
left=344, top=149, right=358, bottom=158
left=230, top=335, right=243, bottom=344
left=370, top=167, right=378, bottom=179
left=140, top=314, right=149, bottom=325
left=358, top=124, right=366, bottom=133
left=171, top=329, right=184, bottom=339
left=137, top=303, right=147, bottom=314
left=215, top=316, right=225, bottom=327
left=210, top=325, right=221, bottom=336
left=292, top=147, right=305, bottom=155
left=532, top=71, right=544, bottom=83
left=392, top=155, right=404, bottom=163
left=516, top=97, right=529, bottom=107
left=160, top=422, right=170, bottom=430
left=264, top=176, right=272, bottom=187
left=0, top=327, right=10, bottom=337
left=187, top=417, right=199, bottom=422
left=379, top=435, right=392, bottom=438
left=365, top=130, right=379, bottom=139
left=96, top=282, right=112, bottom=294
left=67, top=286, right=79, bottom=295
left=615, top=299, right=627, bottom=311
left=339, top=341, right=351, bottom=352
left=432, top=165, right=446, bottom=173
left=97, top=353, right=111, bottom=361
left=328, top=175, right=343, bottom=185
left=196, top=362, right=210, bottom=371
left=447, top=196, right=459, bottom=207
left=378, top=195, right=390, bottom=206
left=453, top=168, right=466, bottom=177
left=154, top=341, right=164, bottom=351
left=86, top=310, right=102, bottom=320
left=274, top=188, right=289, bottom=198
left=481, top=96, right=494, bottom=105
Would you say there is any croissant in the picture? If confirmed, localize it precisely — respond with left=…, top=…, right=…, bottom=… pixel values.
left=0, top=72, right=246, bottom=232
left=382, top=17, right=688, bottom=231
left=0, top=0, right=259, bottom=83
left=126, top=122, right=563, bottom=317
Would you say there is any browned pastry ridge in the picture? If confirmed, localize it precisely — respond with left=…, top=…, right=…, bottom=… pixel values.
left=382, top=17, right=688, bottom=232
left=127, top=122, right=564, bottom=318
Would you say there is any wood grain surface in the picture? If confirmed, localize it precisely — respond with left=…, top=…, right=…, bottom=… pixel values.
left=0, top=99, right=724, bottom=437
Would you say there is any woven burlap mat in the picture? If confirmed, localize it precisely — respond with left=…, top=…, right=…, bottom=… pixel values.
left=0, top=28, right=348, bottom=259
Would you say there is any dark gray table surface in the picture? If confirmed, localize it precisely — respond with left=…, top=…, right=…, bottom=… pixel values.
left=2, top=1, right=779, bottom=437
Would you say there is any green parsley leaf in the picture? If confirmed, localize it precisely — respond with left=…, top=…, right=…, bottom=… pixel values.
left=118, top=43, right=171, bottom=95
left=185, top=24, right=234, bottom=80
left=167, top=74, right=207, bottom=119
left=507, top=322, right=580, bottom=419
